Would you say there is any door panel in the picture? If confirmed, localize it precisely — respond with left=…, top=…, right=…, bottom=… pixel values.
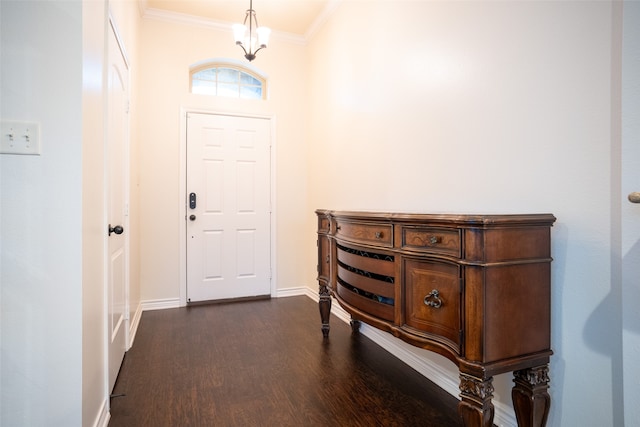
left=186, top=113, right=271, bottom=302
left=107, top=20, right=128, bottom=393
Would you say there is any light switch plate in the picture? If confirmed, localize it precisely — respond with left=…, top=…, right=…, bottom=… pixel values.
left=1, top=120, right=41, bottom=155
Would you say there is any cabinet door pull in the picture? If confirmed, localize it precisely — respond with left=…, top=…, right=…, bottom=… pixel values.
left=424, top=289, right=443, bottom=308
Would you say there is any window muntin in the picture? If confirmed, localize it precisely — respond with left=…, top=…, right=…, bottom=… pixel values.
left=191, top=66, right=265, bottom=100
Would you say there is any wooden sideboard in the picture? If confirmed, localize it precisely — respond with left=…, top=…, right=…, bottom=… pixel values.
left=316, top=210, right=556, bottom=427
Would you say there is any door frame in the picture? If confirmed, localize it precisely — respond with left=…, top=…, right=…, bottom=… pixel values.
left=179, top=108, right=276, bottom=306
left=104, top=13, right=131, bottom=393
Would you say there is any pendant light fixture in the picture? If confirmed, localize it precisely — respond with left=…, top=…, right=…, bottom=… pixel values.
left=232, top=0, right=271, bottom=62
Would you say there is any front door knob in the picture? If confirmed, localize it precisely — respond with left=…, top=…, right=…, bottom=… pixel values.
left=629, top=192, right=640, bottom=203
left=189, top=215, right=196, bottom=221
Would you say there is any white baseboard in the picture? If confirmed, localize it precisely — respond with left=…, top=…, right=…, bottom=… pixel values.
left=276, top=285, right=317, bottom=299
left=128, top=301, right=143, bottom=348
left=141, top=297, right=181, bottom=311
left=91, top=397, right=110, bottom=427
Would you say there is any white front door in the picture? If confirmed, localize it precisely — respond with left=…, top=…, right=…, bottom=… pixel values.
left=186, top=113, right=271, bottom=302
left=106, top=20, right=129, bottom=393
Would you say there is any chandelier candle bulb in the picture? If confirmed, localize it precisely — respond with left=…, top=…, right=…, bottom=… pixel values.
left=233, top=24, right=246, bottom=45
left=256, top=27, right=271, bottom=48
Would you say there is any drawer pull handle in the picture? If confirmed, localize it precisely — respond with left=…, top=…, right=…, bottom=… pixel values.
left=375, top=231, right=383, bottom=239
left=424, top=289, right=443, bottom=308
left=429, top=235, right=440, bottom=245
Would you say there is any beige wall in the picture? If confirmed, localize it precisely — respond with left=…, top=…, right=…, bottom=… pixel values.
left=137, top=16, right=309, bottom=303
left=306, top=1, right=619, bottom=426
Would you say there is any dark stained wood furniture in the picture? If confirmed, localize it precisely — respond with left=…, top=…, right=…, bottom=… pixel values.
left=316, top=210, right=556, bottom=427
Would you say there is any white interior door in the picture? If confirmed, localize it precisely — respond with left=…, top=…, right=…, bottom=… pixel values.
left=621, top=3, right=640, bottom=423
left=106, top=20, right=129, bottom=393
left=186, top=112, right=271, bottom=302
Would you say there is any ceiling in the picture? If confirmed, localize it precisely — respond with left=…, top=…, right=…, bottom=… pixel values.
left=142, top=0, right=333, bottom=36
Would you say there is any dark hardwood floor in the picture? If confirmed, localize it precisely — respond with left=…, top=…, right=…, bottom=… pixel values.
left=108, top=296, right=462, bottom=426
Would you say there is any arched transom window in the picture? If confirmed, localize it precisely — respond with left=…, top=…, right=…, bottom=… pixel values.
left=190, top=64, right=266, bottom=100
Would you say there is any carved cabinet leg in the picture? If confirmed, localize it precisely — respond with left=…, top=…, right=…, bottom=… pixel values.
left=458, top=373, right=495, bottom=427
left=319, top=283, right=332, bottom=337
left=512, top=365, right=551, bottom=427
left=350, top=319, right=361, bottom=334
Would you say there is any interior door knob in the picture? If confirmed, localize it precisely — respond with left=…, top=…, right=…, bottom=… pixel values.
left=189, top=214, right=196, bottom=221
left=629, top=192, right=640, bottom=203
left=109, top=224, right=124, bottom=236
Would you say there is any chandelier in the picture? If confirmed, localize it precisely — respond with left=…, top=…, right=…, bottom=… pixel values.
left=232, top=0, right=271, bottom=62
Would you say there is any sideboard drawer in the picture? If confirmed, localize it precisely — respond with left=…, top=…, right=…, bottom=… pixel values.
left=335, top=220, right=393, bottom=247
left=337, top=282, right=394, bottom=321
left=336, top=243, right=395, bottom=277
left=400, top=226, right=461, bottom=258
left=403, top=258, right=462, bottom=353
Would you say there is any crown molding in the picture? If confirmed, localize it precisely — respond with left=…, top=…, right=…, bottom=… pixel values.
left=305, top=0, right=342, bottom=41
left=139, top=3, right=307, bottom=46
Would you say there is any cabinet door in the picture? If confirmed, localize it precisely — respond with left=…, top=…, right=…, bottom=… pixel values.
left=403, top=258, right=462, bottom=353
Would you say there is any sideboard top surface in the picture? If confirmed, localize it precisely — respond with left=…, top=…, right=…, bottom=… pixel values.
left=316, top=209, right=556, bottom=227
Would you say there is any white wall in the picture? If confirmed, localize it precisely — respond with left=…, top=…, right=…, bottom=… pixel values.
left=306, top=1, right=624, bottom=426
left=1, top=1, right=83, bottom=425
left=137, top=15, right=309, bottom=303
